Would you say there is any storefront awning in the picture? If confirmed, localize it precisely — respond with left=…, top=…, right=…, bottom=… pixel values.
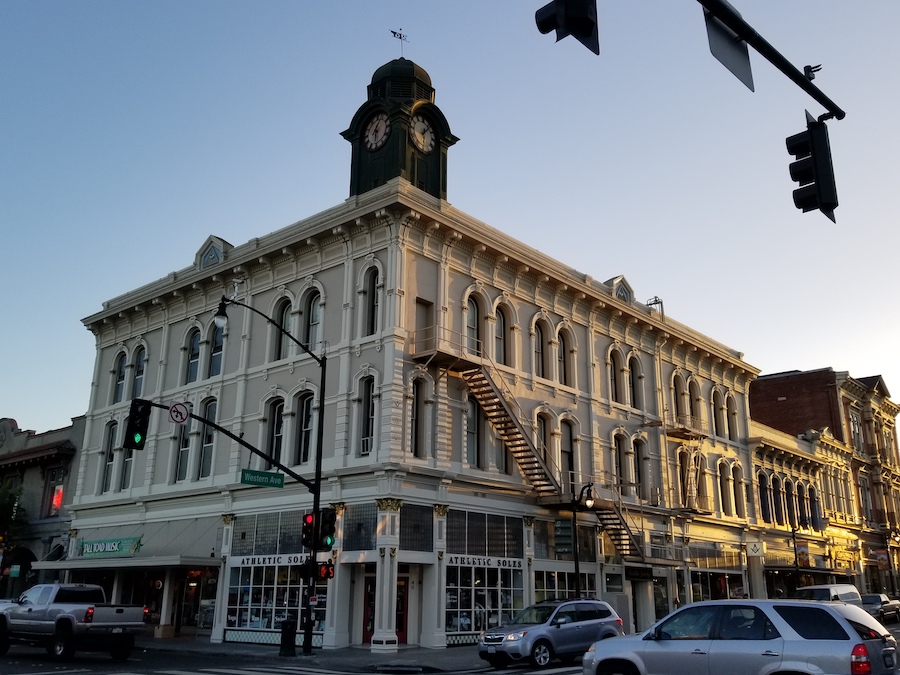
left=31, top=516, right=221, bottom=571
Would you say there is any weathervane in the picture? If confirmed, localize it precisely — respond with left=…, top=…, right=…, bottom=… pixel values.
left=390, top=29, right=408, bottom=57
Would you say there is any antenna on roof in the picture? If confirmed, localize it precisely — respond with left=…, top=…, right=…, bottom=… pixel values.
left=391, top=29, right=408, bottom=57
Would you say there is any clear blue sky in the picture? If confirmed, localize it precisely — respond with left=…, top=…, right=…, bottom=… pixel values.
left=2, top=1, right=899, bottom=433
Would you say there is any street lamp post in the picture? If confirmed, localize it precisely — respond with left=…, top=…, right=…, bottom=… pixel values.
left=214, top=296, right=327, bottom=656
left=572, top=483, right=594, bottom=598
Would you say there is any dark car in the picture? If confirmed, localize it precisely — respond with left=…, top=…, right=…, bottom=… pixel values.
left=862, top=594, right=900, bottom=623
left=479, top=598, right=624, bottom=668
left=582, top=599, right=897, bottom=675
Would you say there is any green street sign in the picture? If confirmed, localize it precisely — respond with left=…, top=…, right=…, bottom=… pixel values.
left=241, top=469, right=285, bottom=488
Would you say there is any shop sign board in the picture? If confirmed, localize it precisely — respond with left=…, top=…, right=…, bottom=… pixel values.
left=80, top=536, right=142, bottom=558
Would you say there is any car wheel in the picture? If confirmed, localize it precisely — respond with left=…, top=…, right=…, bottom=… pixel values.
left=50, top=632, right=75, bottom=661
left=530, top=640, right=553, bottom=668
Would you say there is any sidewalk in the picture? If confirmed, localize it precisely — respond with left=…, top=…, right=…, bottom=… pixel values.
left=137, top=635, right=490, bottom=674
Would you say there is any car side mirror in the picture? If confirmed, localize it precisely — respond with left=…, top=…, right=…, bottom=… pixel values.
left=644, top=626, right=660, bottom=640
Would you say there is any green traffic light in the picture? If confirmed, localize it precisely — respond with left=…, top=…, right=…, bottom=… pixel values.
left=133, top=433, right=143, bottom=444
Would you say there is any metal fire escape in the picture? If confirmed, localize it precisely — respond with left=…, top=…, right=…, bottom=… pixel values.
left=411, top=326, right=644, bottom=560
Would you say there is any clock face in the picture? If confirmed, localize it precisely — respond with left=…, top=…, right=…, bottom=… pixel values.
left=364, top=112, right=391, bottom=151
left=410, top=114, right=435, bottom=153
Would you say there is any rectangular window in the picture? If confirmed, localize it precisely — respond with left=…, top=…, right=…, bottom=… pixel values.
left=176, top=421, right=191, bottom=482
left=44, top=467, right=65, bottom=517
left=343, top=503, right=377, bottom=551
left=360, top=378, right=375, bottom=455
left=120, top=449, right=133, bottom=490
left=400, top=504, right=433, bottom=552
left=200, top=401, right=216, bottom=478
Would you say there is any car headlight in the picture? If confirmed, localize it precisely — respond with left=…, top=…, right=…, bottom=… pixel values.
left=506, top=630, right=527, bottom=641
left=586, top=643, right=597, bottom=653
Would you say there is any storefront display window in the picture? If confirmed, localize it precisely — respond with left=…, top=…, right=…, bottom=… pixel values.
left=445, top=563, right=523, bottom=638
left=534, top=569, right=596, bottom=600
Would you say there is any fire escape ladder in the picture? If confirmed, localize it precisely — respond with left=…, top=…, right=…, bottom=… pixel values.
left=461, top=367, right=561, bottom=496
left=594, top=503, right=646, bottom=562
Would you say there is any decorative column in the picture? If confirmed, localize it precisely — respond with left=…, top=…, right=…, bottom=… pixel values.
left=371, top=498, right=402, bottom=652
left=420, top=504, right=449, bottom=648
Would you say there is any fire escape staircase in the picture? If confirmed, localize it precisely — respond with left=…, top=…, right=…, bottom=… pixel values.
left=460, top=367, right=561, bottom=496
left=592, top=500, right=646, bottom=563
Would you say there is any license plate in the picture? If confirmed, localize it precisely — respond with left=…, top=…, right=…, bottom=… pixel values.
left=488, top=646, right=496, bottom=653
left=112, top=627, right=123, bottom=634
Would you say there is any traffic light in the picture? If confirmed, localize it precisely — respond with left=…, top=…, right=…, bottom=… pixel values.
left=123, top=399, right=152, bottom=451
left=320, top=508, right=337, bottom=550
left=786, top=111, right=838, bottom=222
left=301, top=512, right=315, bottom=549
left=317, top=561, right=335, bottom=580
left=535, top=0, right=600, bottom=55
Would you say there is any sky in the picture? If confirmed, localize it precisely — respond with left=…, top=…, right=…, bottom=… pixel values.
left=2, top=1, right=899, bottom=434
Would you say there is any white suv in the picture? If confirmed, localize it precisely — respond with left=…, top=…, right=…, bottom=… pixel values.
left=479, top=598, right=624, bottom=668
left=582, top=599, right=897, bottom=675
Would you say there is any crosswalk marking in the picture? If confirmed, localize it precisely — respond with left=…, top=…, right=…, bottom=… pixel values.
left=154, top=668, right=347, bottom=675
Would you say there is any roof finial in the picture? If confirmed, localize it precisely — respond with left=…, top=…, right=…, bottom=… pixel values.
left=390, top=29, right=408, bottom=57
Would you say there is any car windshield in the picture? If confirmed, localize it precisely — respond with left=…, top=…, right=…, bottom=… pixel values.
left=791, top=588, right=831, bottom=601
left=510, top=605, right=556, bottom=625
left=861, top=595, right=883, bottom=604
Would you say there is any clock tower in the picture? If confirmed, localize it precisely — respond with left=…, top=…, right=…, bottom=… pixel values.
left=342, top=58, right=458, bottom=200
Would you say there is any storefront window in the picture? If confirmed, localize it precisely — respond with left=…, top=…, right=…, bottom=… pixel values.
left=445, top=563, right=523, bottom=638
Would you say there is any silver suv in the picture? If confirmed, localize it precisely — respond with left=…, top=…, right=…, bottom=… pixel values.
left=582, top=599, right=897, bottom=675
left=479, top=598, right=624, bottom=668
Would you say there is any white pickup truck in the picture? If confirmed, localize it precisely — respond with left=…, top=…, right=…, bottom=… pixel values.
left=0, top=583, right=147, bottom=660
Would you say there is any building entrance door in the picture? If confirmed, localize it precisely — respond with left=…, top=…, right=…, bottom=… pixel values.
left=363, top=577, right=375, bottom=643
left=395, top=577, right=408, bottom=644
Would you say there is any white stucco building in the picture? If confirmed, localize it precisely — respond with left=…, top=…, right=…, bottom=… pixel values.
left=33, top=59, right=816, bottom=650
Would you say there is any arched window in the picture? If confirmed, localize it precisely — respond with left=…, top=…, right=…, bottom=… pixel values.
left=303, top=291, right=321, bottom=352
left=809, top=487, right=823, bottom=531
left=295, top=392, right=314, bottom=464
left=466, top=396, right=483, bottom=468
left=275, top=299, right=293, bottom=360
left=208, top=325, right=223, bottom=377
left=772, top=475, right=785, bottom=525
left=411, top=379, right=426, bottom=458
left=628, top=355, right=642, bottom=409
left=113, top=354, right=126, bottom=404
left=200, top=399, right=217, bottom=478
left=632, top=438, right=647, bottom=500
left=797, top=483, right=810, bottom=527
left=466, top=297, right=481, bottom=354
left=176, top=417, right=191, bottom=481
left=679, top=448, right=700, bottom=509
left=495, top=307, right=509, bottom=366
left=615, top=434, right=629, bottom=494
left=712, top=390, right=726, bottom=438
left=558, top=332, right=570, bottom=386
left=536, top=414, right=552, bottom=464
left=561, top=420, right=575, bottom=494
left=267, top=399, right=284, bottom=468
left=610, top=351, right=626, bottom=404
left=359, top=377, right=375, bottom=455
left=185, top=330, right=201, bottom=384
left=534, top=324, right=546, bottom=379
left=719, top=461, right=733, bottom=516
left=732, top=464, right=746, bottom=518
left=785, top=480, right=797, bottom=528
left=132, top=347, right=146, bottom=399
left=688, top=380, right=702, bottom=422
left=363, top=268, right=379, bottom=337
left=673, top=375, right=688, bottom=417
left=726, top=395, right=739, bottom=441
left=101, top=422, right=117, bottom=493
left=758, top=472, right=772, bottom=523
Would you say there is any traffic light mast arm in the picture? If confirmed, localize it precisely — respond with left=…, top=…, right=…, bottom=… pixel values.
left=697, top=0, right=846, bottom=121
left=136, top=400, right=316, bottom=491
